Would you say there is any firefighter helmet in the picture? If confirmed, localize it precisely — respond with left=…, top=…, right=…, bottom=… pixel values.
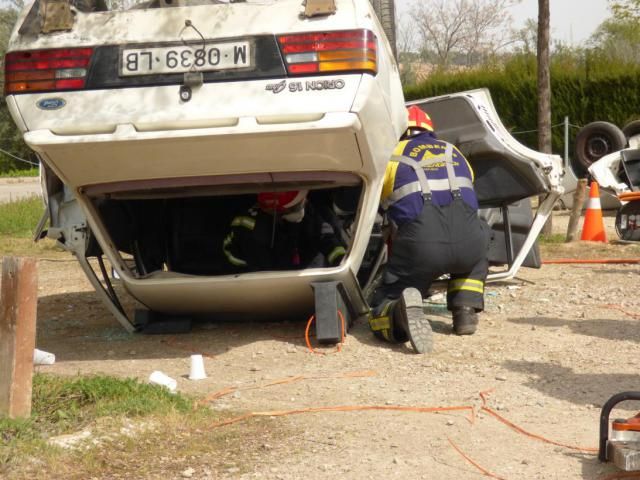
left=406, top=106, right=434, bottom=133
left=257, top=190, right=308, bottom=214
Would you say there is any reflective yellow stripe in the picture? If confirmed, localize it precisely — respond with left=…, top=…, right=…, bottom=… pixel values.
left=386, top=140, right=410, bottom=203
left=369, top=316, right=391, bottom=331
left=231, top=216, right=256, bottom=230
left=222, top=233, right=247, bottom=267
left=382, top=161, right=399, bottom=202
left=224, top=253, right=247, bottom=267
left=392, top=139, right=410, bottom=156
left=450, top=278, right=484, bottom=287
left=448, top=278, right=484, bottom=294
left=328, top=246, right=346, bottom=264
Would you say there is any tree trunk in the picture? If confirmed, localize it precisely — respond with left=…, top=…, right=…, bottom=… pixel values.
left=537, top=0, right=553, bottom=234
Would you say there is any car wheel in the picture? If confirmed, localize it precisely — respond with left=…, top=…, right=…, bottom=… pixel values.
left=575, top=121, right=626, bottom=171
left=622, top=120, right=640, bottom=142
left=369, top=0, right=397, bottom=60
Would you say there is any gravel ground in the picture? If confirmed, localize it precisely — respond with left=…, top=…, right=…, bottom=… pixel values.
left=25, top=210, right=640, bottom=480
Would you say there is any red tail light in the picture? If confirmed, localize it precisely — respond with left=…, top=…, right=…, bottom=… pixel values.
left=4, top=48, right=93, bottom=95
left=277, top=29, right=377, bottom=76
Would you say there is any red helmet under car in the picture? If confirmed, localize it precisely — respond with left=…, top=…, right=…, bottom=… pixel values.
left=257, top=190, right=308, bottom=213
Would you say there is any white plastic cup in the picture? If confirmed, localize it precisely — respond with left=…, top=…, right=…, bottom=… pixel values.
left=33, top=348, right=55, bottom=365
left=148, top=371, right=177, bottom=392
left=188, top=354, right=207, bottom=381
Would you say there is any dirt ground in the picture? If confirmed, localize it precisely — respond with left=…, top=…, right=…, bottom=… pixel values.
left=19, top=211, right=640, bottom=479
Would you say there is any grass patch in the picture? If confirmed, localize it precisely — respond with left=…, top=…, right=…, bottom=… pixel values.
left=0, top=197, right=44, bottom=237
left=541, top=239, right=640, bottom=260
left=0, top=237, right=62, bottom=256
left=0, top=373, right=285, bottom=480
left=0, top=374, right=197, bottom=474
left=538, top=233, right=566, bottom=244
left=1, top=168, right=39, bottom=178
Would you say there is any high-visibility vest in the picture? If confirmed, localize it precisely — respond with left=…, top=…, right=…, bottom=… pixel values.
left=381, top=134, right=478, bottom=226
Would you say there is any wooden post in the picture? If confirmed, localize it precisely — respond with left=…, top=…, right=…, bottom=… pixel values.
left=0, top=257, right=38, bottom=419
left=566, top=179, right=589, bottom=242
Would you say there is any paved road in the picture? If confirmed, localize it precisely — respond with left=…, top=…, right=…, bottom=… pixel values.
left=0, top=177, right=42, bottom=203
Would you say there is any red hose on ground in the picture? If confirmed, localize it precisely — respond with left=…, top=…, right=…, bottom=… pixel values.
left=542, top=259, right=640, bottom=264
left=305, top=310, right=346, bottom=355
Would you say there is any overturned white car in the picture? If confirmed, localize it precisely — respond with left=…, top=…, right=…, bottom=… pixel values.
left=4, top=0, right=564, bottom=335
left=588, top=130, right=640, bottom=241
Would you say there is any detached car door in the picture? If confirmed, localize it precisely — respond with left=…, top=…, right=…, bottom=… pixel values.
left=407, top=89, right=565, bottom=279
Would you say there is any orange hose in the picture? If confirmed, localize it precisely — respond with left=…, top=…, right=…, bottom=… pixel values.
left=618, top=192, right=640, bottom=202
left=211, top=404, right=475, bottom=429
left=600, top=304, right=640, bottom=320
left=447, top=437, right=508, bottom=480
left=305, top=310, right=346, bottom=355
left=479, top=389, right=495, bottom=407
left=542, top=259, right=640, bottom=264
left=481, top=407, right=598, bottom=453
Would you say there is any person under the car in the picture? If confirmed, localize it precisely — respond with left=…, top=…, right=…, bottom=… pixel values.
left=222, top=190, right=346, bottom=272
left=368, top=106, right=490, bottom=352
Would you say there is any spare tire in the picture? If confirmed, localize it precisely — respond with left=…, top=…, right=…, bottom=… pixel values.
left=575, top=121, right=626, bottom=171
left=623, top=120, right=640, bottom=142
left=369, top=0, right=397, bottom=60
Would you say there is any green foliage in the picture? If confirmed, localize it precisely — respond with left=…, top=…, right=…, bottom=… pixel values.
left=610, top=0, right=640, bottom=21
left=538, top=233, right=566, bottom=244
left=1, top=373, right=195, bottom=467
left=2, top=167, right=38, bottom=177
left=404, top=53, right=640, bottom=156
left=0, top=197, right=43, bottom=237
left=0, top=2, right=32, bottom=173
left=591, top=15, right=640, bottom=64
left=30, top=374, right=192, bottom=429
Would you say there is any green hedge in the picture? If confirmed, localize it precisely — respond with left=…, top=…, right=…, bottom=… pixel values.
left=403, top=63, right=640, bottom=157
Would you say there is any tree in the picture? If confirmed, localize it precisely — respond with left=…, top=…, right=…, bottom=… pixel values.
left=411, top=0, right=521, bottom=69
left=537, top=0, right=551, bottom=155
left=460, top=0, right=520, bottom=64
left=537, top=0, right=552, bottom=234
left=591, top=18, right=640, bottom=63
left=397, top=13, right=422, bottom=85
left=590, top=1, right=640, bottom=64
left=609, top=0, right=640, bottom=20
left=0, top=1, right=33, bottom=173
left=515, top=18, right=538, bottom=56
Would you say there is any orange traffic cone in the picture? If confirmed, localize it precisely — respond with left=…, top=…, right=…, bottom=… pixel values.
left=581, top=181, right=607, bottom=242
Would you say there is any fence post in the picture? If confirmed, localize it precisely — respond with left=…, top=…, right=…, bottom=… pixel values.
left=0, top=257, right=38, bottom=419
left=564, top=116, right=569, bottom=165
left=566, top=179, right=588, bottom=242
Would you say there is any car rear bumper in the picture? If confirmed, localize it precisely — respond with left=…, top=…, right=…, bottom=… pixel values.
left=26, top=112, right=365, bottom=188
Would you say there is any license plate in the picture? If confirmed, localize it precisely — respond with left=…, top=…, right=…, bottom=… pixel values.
left=120, top=42, right=251, bottom=76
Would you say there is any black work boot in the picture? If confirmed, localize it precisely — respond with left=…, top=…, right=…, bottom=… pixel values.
left=452, top=306, right=478, bottom=335
left=394, top=288, right=433, bottom=354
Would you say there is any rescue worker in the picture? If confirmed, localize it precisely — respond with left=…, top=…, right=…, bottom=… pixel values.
left=368, top=106, right=489, bottom=352
left=223, top=190, right=346, bottom=272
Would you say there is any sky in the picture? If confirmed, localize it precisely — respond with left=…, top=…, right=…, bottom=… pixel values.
left=396, top=0, right=612, bottom=46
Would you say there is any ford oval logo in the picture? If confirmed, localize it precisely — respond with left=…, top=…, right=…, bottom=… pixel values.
left=37, top=98, right=66, bottom=110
